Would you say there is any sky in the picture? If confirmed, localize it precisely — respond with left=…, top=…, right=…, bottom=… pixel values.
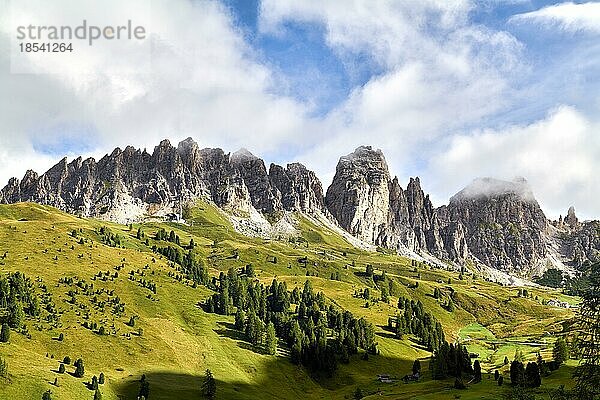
left=0, top=0, right=599, bottom=219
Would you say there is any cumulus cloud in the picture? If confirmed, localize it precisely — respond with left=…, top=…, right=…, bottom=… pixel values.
left=428, top=106, right=600, bottom=220
left=0, top=0, right=315, bottom=186
left=510, top=2, right=600, bottom=33
left=260, top=0, right=523, bottom=184
left=0, top=0, right=598, bottom=221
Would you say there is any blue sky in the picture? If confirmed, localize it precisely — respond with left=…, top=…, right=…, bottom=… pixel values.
left=0, top=0, right=599, bottom=219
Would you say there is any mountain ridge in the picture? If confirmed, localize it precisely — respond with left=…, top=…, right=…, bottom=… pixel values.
left=1, top=139, right=598, bottom=280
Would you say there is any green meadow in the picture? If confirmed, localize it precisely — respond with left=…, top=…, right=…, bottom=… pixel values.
left=0, top=202, right=579, bottom=399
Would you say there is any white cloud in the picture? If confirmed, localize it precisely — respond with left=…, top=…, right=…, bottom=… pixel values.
left=0, top=0, right=315, bottom=186
left=260, top=0, right=523, bottom=185
left=510, top=2, right=600, bottom=33
left=428, top=106, right=600, bottom=220
left=0, top=0, right=598, bottom=221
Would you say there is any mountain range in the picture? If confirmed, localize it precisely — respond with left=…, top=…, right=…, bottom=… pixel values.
left=1, top=138, right=598, bottom=282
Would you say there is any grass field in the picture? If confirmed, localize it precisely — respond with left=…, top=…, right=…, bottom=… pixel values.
left=0, top=202, right=580, bottom=399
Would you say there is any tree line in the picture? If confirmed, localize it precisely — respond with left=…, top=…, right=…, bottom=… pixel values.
left=204, top=268, right=376, bottom=376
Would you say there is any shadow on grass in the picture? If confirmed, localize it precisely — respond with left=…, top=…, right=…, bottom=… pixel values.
left=214, top=321, right=265, bottom=355
left=112, top=353, right=426, bottom=400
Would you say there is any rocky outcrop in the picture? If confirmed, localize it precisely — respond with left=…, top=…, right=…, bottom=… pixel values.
left=446, top=177, right=549, bottom=273
left=323, top=148, right=595, bottom=275
left=2, top=140, right=598, bottom=278
left=554, top=206, right=599, bottom=267
left=325, top=146, right=469, bottom=262
left=269, top=163, right=326, bottom=214
left=0, top=138, right=325, bottom=223
left=325, top=146, right=391, bottom=244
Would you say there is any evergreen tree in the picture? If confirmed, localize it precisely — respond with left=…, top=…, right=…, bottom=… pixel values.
left=473, top=360, right=482, bottom=383
left=494, top=370, right=499, bottom=381
left=574, top=262, right=600, bottom=399
left=74, top=358, right=84, bottom=378
left=94, top=388, right=102, bottom=400
left=202, top=369, right=216, bottom=399
left=265, top=322, right=277, bottom=355
left=8, top=300, right=24, bottom=329
left=99, top=372, right=105, bottom=384
left=138, top=374, right=150, bottom=399
left=498, top=376, right=504, bottom=386
left=412, top=359, right=421, bottom=376
left=0, top=356, right=8, bottom=378
left=504, top=356, right=509, bottom=365
left=510, top=360, right=525, bottom=386
left=525, top=362, right=541, bottom=388
left=553, top=337, right=569, bottom=365
left=58, top=363, right=65, bottom=374
left=91, top=375, right=99, bottom=390
left=0, top=323, right=9, bottom=342
left=380, top=285, right=389, bottom=303
left=234, top=309, right=245, bottom=331
left=42, top=390, right=52, bottom=400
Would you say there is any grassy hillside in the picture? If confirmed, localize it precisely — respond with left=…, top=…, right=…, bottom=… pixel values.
left=0, top=202, right=579, bottom=399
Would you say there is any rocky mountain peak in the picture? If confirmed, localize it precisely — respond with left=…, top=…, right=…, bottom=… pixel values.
left=566, top=206, right=578, bottom=228
left=325, top=146, right=392, bottom=243
left=447, top=177, right=548, bottom=273
left=1, top=141, right=597, bottom=279
left=230, top=148, right=258, bottom=164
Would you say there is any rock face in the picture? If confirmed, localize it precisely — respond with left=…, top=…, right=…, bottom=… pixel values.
left=324, top=148, right=598, bottom=275
left=0, top=138, right=326, bottom=223
left=325, top=146, right=469, bottom=262
left=446, top=177, right=549, bottom=273
left=2, top=141, right=598, bottom=277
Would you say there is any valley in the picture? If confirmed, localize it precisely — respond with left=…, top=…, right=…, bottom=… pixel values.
left=0, top=201, right=581, bottom=399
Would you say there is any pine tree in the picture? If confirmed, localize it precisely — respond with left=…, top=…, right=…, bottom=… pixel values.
left=99, top=372, right=105, bottom=384
left=573, top=262, right=600, bottom=398
left=494, top=370, right=499, bottom=381
left=42, top=390, right=52, bottom=400
left=8, top=300, right=24, bottom=329
left=265, top=322, right=277, bottom=355
left=510, top=360, right=525, bottom=386
left=74, top=358, right=84, bottom=378
left=234, top=309, right=245, bottom=331
left=0, top=323, right=9, bottom=342
left=91, top=375, right=99, bottom=390
left=138, top=374, right=150, bottom=399
left=202, top=369, right=216, bottom=399
left=473, top=360, right=482, bottom=383
left=380, top=285, right=389, bottom=303
left=0, top=356, right=8, bottom=378
left=525, top=362, right=541, bottom=388
left=58, top=363, right=65, bottom=374
left=412, top=359, right=421, bottom=376
left=94, top=388, right=102, bottom=400
left=552, top=337, right=569, bottom=365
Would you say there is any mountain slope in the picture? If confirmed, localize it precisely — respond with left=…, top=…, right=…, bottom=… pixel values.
left=0, top=202, right=578, bottom=400
left=2, top=140, right=598, bottom=278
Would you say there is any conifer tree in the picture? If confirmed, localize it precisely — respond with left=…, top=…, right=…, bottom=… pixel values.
left=552, top=337, right=569, bottom=365
left=473, top=360, right=482, bottom=383
left=74, top=358, right=84, bottom=378
left=573, top=262, right=600, bottom=399
left=0, top=323, right=9, bottom=342
left=202, top=369, right=216, bottom=399
left=265, top=322, right=277, bottom=355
